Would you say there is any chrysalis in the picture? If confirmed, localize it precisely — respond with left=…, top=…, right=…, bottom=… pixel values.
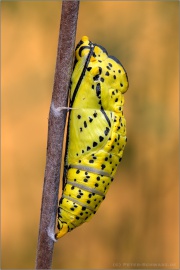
left=56, top=36, right=129, bottom=239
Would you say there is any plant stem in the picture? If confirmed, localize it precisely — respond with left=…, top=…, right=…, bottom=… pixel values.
left=35, top=1, right=79, bottom=269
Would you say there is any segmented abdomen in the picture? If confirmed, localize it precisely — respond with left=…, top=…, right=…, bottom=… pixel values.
left=56, top=36, right=128, bottom=239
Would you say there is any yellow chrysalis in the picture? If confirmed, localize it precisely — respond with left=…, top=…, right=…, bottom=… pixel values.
left=56, top=36, right=129, bottom=239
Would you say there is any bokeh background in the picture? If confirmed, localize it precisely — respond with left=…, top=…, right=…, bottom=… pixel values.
left=1, top=1, right=179, bottom=269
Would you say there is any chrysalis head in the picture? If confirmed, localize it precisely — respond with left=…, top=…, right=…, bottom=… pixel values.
left=71, top=36, right=128, bottom=112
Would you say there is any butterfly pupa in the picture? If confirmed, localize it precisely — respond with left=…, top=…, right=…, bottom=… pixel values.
left=55, top=36, right=129, bottom=239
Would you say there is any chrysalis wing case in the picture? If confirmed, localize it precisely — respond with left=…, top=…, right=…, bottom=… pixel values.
left=55, top=36, right=129, bottom=239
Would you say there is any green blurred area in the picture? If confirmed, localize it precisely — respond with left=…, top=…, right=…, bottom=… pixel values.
left=1, top=1, right=179, bottom=269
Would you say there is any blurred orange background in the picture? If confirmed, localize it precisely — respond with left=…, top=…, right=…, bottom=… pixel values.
left=1, top=1, right=179, bottom=269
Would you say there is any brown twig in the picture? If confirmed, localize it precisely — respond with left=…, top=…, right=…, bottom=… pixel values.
left=35, top=1, right=79, bottom=269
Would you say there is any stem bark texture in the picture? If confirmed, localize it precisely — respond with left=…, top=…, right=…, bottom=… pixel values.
left=35, top=1, right=79, bottom=269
